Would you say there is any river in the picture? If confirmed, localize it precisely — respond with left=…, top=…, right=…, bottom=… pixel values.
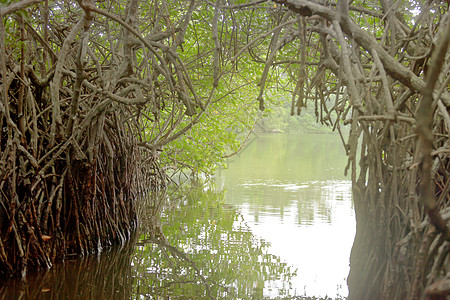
left=0, top=133, right=355, bottom=299
left=217, top=133, right=355, bottom=298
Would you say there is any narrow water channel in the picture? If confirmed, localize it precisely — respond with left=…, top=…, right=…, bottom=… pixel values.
left=0, top=133, right=355, bottom=299
left=217, top=133, right=355, bottom=298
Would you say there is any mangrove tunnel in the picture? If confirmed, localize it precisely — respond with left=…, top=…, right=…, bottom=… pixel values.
left=0, top=0, right=449, bottom=298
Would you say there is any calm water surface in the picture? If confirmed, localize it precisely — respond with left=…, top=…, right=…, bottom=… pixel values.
left=217, top=133, right=355, bottom=297
left=0, top=133, right=355, bottom=299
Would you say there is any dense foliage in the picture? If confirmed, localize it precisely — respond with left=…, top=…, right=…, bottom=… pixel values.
left=1, top=0, right=449, bottom=299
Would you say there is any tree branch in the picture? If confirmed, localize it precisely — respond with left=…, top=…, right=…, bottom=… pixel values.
left=273, top=0, right=450, bottom=106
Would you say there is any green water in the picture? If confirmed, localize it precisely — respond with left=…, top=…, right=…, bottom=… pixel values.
left=217, top=133, right=355, bottom=297
left=0, top=133, right=355, bottom=299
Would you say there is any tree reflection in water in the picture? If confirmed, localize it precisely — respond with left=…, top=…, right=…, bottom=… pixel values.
left=134, top=188, right=298, bottom=299
left=0, top=189, right=300, bottom=299
left=0, top=243, right=135, bottom=299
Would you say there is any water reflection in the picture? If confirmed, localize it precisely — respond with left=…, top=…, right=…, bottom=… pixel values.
left=0, top=244, right=135, bottom=299
left=133, top=189, right=298, bottom=299
left=0, top=190, right=299, bottom=300
left=219, top=134, right=355, bottom=298
left=0, top=133, right=354, bottom=299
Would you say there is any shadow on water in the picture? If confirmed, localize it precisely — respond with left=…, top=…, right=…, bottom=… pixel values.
left=0, top=243, right=135, bottom=299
